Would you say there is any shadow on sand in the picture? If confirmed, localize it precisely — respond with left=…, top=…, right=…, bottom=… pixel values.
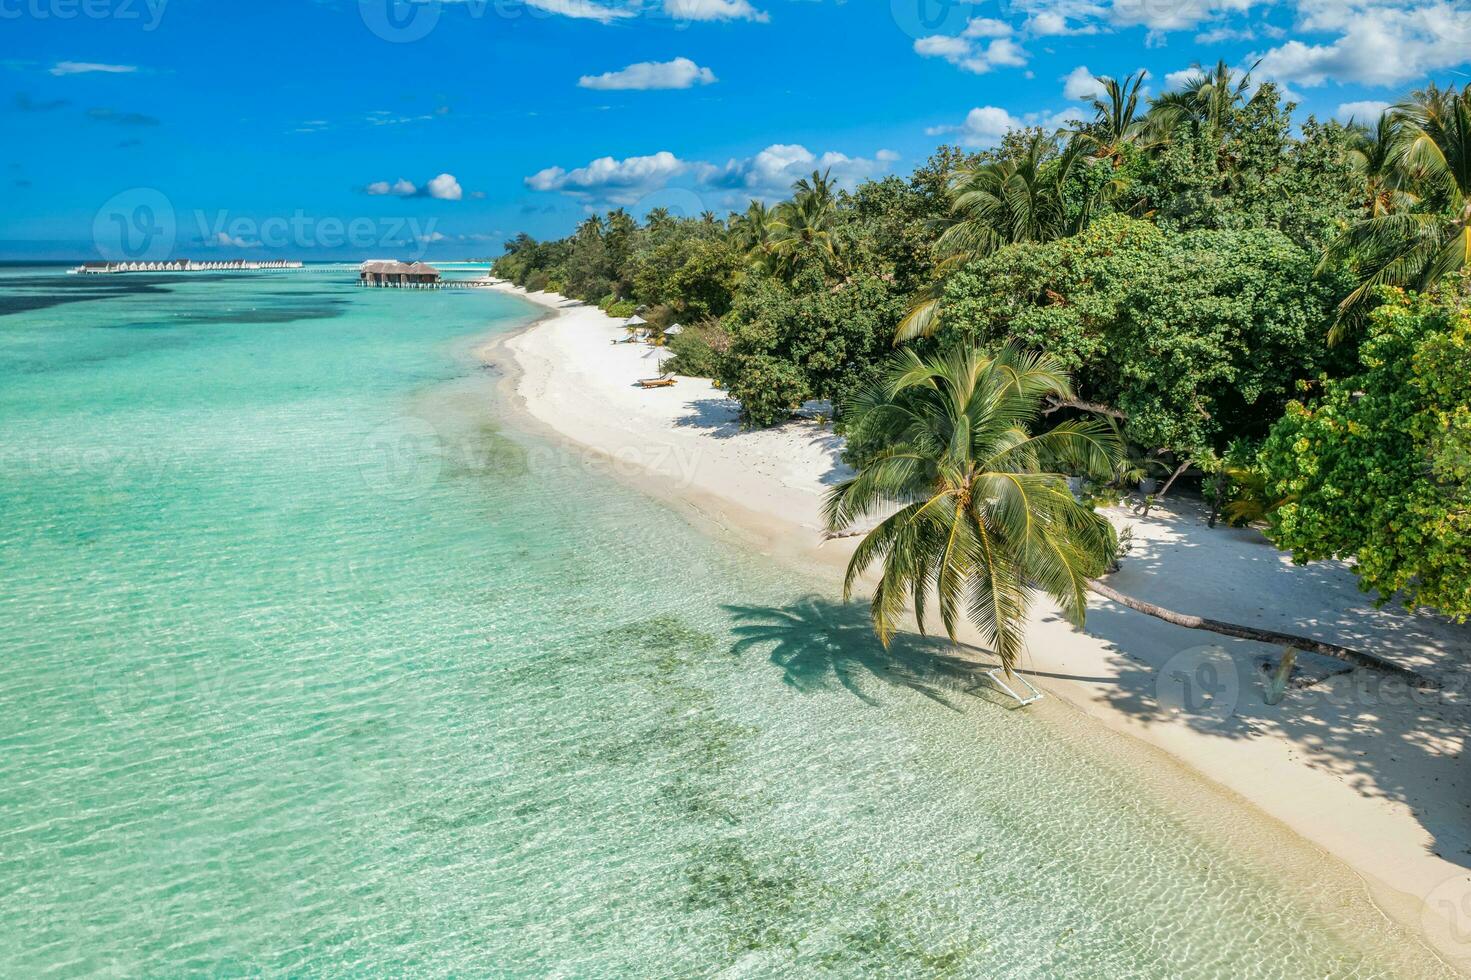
left=1076, top=502, right=1471, bottom=871
left=726, top=595, right=1023, bottom=712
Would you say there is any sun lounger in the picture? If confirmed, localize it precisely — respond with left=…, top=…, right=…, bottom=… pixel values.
left=638, top=378, right=677, bottom=389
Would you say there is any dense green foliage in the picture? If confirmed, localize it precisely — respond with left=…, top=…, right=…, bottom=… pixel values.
left=495, top=75, right=1471, bottom=616
left=941, top=214, right=1344, bottom=455
left=1259, top=284, right=1471, bottom=618
left=720, top=267, right=906, bottom=426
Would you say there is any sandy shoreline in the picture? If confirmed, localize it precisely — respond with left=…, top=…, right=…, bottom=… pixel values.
left=483, top=281, right=1471, bottom=972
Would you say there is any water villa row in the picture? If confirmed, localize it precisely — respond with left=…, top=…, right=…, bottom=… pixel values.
left=358, top=260, right=490, bottom=289
left=69, top=259, right=305, bottom=275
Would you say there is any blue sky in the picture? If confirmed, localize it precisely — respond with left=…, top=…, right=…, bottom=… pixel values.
left=2, top=0, right=1467, bottom=260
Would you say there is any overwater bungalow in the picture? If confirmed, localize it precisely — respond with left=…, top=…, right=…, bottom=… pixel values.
left=359, top=260, right=441, bottom=287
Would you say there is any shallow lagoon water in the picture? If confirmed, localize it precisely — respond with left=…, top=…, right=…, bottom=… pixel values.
left=0, top=266, right=1447, bottom=976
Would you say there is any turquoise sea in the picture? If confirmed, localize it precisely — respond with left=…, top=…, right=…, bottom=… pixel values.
left=0, top=264, right=1446, bottom=976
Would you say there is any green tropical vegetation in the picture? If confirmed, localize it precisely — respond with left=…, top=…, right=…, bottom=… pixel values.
left=495, top=73, right=1471, bottom=655
left=823, top=346, right=1435, bottom=684
left=1259, top=286, right=1471, bottom=619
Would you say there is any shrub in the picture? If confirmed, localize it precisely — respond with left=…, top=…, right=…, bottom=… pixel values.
left=723, top=353, right=811, bottom=429
left=1259, top=285, right=1471, bottom=618
left=666, top=321, right=729, bottom=379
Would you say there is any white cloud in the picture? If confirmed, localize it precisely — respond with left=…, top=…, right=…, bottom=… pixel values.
left=1063, top=65, right=1106, bottom=100
left=212, top=232, right=261, bottom=249
left=1163, top=68, right=1198, bottom=90
left=915, top=20, right=1029, bottom=75
left=366, top=179, right=416, bottom=196
left=520, top=0, right=637, bottom=22
left=49, top=61, right=137, bottom=76
left=696, top=143, right=896, bottom=196
left=1194, top=24, right=1256, bottom=42
left=927, top=106, right=1022, bottom=147
left=1252, top=3, right=1471, bottom=88
left=1042, top=105, right=1089, bottom=129
left=365, top=173, right=466, bottom=200
left=526, top=151, right=689, bottom=204
left=927, top=104, right=1085, bottom=147
left=524, top=143, right=897, bottom=205
left=1335, top=99, right=1392, bottom=121
left=964, top=17, right=1014, bottom=37
left=578, top=57, right=717, bottom=90
left=1026, top=11, right=1099, bottom=34
left=1007, top=0, right=1269, bottom=35
left=424, top=173, right=463, bottom=200
left=664, top=0, right=768, bottom=22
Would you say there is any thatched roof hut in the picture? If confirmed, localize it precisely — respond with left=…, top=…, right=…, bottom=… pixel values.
left=360, top=260, right=440, bottom=286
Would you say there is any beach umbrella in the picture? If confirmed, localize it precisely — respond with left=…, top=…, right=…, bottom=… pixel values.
left=624, top=314, right=648, bottom=327
left=663, top=322, right=683, bottom=336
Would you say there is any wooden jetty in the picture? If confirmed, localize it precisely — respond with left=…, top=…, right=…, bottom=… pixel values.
left=69, top=259, right=304, bottom=275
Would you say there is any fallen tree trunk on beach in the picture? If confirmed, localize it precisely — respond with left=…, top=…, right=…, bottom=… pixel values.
left=1084, top=578, right=1438, bottom=689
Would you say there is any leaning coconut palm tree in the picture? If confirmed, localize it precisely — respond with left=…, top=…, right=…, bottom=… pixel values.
left=824, top=344, right=1123, bottom=671
left=1321, top=83, right=1471, bottom=339
left=827, top=344, right=1436, bottom=686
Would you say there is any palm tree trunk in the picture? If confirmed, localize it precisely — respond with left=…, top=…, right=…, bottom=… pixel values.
left=1206, top=471, right=1226, bottom=528
left=1155, top=460, right=1190, bottom=500
left=1084, top=578, right=1436, bottom=689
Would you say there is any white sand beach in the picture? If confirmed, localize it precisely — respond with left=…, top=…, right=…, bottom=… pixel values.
left=488, top=282, right=1471, bottom=971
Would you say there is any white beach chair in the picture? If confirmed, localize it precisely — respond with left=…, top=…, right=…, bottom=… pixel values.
left=983, top=669, right=1044, bottom=707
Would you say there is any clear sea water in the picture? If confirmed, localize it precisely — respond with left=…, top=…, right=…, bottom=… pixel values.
left=0, top=264, right=1447, bottom=977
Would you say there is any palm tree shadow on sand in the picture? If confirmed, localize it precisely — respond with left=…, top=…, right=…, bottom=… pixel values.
left=726, top=596, right=1013, bottom=711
